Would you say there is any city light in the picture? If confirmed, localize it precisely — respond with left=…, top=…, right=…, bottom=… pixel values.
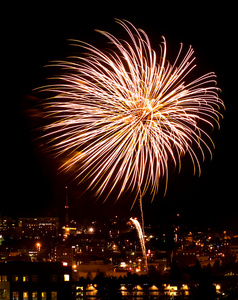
left=36, top=243, right=41, bottom=252
left=88, top=227, right=94, bottom=234
left=120, top=262, right=127, bottom=268
left=0, top=213, right=235, bottom=298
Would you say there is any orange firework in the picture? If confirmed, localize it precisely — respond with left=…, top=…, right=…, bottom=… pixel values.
left=40, top=20, right=224, bottom=208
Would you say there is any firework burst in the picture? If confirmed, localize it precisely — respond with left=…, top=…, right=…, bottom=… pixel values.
left=40, top=20, right=223, bottom=206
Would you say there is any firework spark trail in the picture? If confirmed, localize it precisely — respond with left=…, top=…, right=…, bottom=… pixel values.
left=130, top=218, right=148, bottom=272
left=39, top=20, right=224, bottom=258
left=40, top=20, right=223, bottom=205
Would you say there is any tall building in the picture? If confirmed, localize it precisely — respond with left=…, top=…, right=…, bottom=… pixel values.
left=62, top=187, right=76, bottom=239
left=0, top=261, right=72, bottom=300
left=18, top=218, right=60, bottom=238
left=65, top=186, right=69, bottom=228
left=0, top=217, right=16, bottom=236
left=50, top=244, right=74, bottom=266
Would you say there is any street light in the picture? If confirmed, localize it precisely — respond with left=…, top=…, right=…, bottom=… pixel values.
left=36, top=243, right=41, bottom=252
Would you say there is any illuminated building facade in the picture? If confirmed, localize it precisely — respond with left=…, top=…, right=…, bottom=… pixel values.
left=18, top=218, right=60, bottom=238
left=0, top=217, right=16, bottom=236
left=0, top=261, right=71, bottom=300
left=50, top=244, right=74, bottom=266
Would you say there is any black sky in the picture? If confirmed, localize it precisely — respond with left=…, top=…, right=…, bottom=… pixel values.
left=2, top=2, right=236, bottom=227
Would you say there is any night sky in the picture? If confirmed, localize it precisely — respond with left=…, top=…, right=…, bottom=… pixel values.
left=3, top=2, right=236, bottom=228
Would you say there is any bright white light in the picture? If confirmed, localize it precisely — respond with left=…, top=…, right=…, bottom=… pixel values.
left=120, top=262, right=127, bottom=268
left=64, top=274, right=70, bottom=281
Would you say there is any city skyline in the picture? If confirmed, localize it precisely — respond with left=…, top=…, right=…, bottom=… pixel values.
left=1, top=215, right=236, bottom=299
left=3, top=2, right=235, bottom=227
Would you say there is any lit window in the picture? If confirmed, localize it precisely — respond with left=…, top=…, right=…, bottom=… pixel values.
left=23, top=292, right=28, bottom=300
left=64, top=274, right=70, bottom=281
left=76, top=286, right=83, bottom=297
left=32, top=292, right=37, bottom=300
left=12, top=292, right=19, bottom=300
left=41, top=292, right=47, bottom=300
left=2, top=275, right=7, bottom=282
left=12, top=275, right=18, bottom=282
left=51, top=291, right=57, bottom=300
left=23, top=275, right=28, bottom=282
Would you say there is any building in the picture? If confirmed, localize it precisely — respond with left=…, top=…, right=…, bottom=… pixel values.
left=173, top=248, right=198, bottom=267
left=0, top=261, right=71, bottom=300
left=0, top=217, right=16, bottom=237
left=50, top=244, right=74, bottom=266
left=18, top=218, right=60, bottom=238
